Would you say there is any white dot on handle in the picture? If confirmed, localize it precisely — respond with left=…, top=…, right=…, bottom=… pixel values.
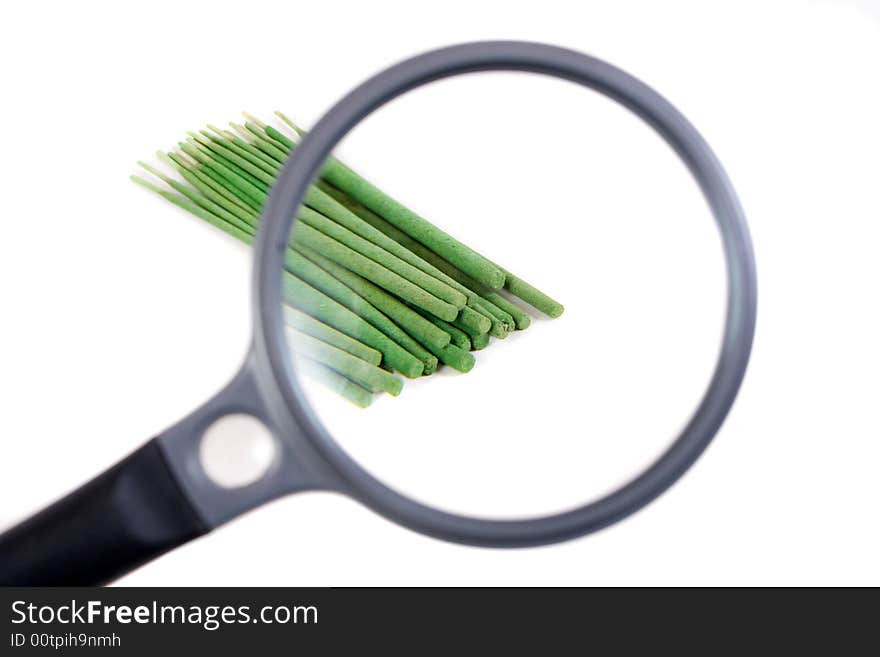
left=199, top=414, right=277, bottom=488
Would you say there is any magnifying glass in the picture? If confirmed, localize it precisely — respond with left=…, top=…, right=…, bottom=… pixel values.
left=0, top=41, right=756, bottom=585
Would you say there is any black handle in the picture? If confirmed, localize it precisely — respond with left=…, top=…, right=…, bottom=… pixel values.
left=0, top=440, right=208, bottom=586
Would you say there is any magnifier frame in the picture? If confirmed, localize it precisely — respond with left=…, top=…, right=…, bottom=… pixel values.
left=250, top=40, right=758, bottom=546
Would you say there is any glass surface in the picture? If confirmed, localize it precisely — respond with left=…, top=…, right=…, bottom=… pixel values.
left=275, top=72, right=726, bottom=519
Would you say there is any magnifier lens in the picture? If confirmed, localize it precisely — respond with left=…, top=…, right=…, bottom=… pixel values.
left=279, top=72, right=725, bottom=519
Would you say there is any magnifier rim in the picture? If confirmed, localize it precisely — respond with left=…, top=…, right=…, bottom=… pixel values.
left=252, top=40, right=757, bottom=546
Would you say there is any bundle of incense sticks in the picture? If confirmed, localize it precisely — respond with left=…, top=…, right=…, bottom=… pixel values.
left=133, top=112, right=564, bottom=407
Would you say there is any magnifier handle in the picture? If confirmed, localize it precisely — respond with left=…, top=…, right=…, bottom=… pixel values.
left=0, top=439, right=208, bottom=586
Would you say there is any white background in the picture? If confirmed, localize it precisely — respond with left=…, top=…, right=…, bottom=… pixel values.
left=1, top=0, right=878, bottom=586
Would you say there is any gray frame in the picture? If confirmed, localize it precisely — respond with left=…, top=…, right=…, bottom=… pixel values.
left=161, top=40, right=757, bottom=545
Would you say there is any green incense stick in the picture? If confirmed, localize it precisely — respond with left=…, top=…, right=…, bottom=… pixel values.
left=283, top=306, right=381, bottom=366
left=469, top=331, right=490, bottom=351
left=287, top=329, right=403, bottom=396
left=301, top=361, right=373, bottom=408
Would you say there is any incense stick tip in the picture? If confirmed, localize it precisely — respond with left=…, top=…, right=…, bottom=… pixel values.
left=242, top=111, right=266, bottom=127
